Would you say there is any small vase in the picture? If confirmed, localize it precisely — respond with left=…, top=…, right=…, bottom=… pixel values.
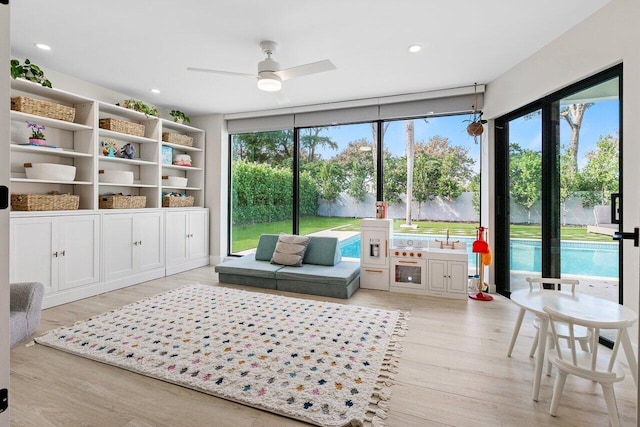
left=29, top=138, right=46, bottom=146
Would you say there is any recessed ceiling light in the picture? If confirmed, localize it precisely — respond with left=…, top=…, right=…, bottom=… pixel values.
left=35, top=43, right=51, bottom=51
left=408, top=44, right=422, bottom=53
left=150, top=88, right=161, bottom=94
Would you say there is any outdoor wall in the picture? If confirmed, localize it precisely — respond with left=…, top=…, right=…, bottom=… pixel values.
left=484, top=0, right=640, bottom=355
left=318, top=192, right=596, bottom=226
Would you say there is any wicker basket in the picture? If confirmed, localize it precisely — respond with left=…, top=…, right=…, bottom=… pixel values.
left=99, top=195, right=146, bottom=209
left=11, top=96, right=76, bottom=122
left=11, top=193, right=80, bottom=211
left=99, top=118, right=145, bottom=137
left=162, top=195, right=194, bottom=207
left=162, top=132, right=193, bottom=147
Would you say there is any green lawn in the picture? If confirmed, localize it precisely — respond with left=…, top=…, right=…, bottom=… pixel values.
left=231, top=217, right=613, bottom=252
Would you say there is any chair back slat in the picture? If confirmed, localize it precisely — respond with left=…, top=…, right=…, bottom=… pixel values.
left=544, top=306, right=628, bottom=375
left=526, top=277, right=579, bottom=292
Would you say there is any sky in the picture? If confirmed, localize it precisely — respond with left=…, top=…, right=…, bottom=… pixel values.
left=311, top=98, right=618, bottom=172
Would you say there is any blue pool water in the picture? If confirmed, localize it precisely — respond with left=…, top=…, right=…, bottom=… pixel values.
left=340, top=236, right=619, bottom=278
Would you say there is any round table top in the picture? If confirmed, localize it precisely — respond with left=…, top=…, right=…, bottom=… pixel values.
left=510, top=289, right=638, bottom=327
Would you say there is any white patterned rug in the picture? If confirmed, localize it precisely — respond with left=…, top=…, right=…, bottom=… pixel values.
left=36, top=284, right=407, bottom=427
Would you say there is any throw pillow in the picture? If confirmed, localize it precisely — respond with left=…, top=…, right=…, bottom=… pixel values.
left=271, top=234, right=311, bottom=267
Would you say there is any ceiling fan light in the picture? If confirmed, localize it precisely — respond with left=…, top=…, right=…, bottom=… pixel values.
left=257, top=73, right=282, bottom=92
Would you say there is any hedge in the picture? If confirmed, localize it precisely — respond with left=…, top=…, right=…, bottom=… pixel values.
left=232, top=161, right=319, bottom=225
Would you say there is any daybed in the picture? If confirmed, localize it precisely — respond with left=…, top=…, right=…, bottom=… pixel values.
left=215, top=234, right=360, bottom=299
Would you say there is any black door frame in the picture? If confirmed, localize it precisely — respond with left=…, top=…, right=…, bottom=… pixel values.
left=494, top=64, right=623, bottom=300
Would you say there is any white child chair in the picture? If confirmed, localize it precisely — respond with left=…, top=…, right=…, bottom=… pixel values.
left=544, top=305, right=629, bottom=426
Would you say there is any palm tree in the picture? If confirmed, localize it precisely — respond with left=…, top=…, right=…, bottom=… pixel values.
left=404, top=120, right=415, bottom=227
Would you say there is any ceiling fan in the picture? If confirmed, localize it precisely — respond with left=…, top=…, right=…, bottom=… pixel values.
left=187, top=40, right=336, bottom=92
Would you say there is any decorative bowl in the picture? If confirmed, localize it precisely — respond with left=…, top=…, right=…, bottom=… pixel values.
left=99, top=170, right=134, bottom=185
left=24, top=162, right=76, bottom=181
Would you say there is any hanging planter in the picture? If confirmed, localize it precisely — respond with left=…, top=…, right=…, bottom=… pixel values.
left=466, top=116, right=485, bottom=136
left=464, top=83, right=487, bottom=139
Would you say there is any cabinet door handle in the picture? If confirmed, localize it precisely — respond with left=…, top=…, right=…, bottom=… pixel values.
left=61, top=250, right=65, bottom=257
left=133, top=241, right=139, bottom=246
left=398, top=260, right=417, bottom=264
left=138, top=240, right=142, bottom=246
left=365, top=269, right=384, bottom=273
left=53, top=251, right=58, bottom=258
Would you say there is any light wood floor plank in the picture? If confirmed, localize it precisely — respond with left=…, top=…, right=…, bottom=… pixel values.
left=10, top=266, right=637, bottom=426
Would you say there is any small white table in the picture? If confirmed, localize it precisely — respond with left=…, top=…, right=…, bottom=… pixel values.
left=507, top=289, right=638, bottom=401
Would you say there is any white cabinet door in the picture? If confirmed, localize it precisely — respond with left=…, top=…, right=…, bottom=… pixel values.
left=448, top=261, right=468, bottom=295
left=427, top=259, right=447, bottom=293
left=165, top=211, right=188, bottom=268
left=10, top=217, right=57, bottom=294
left=188, top=209, right=208, bottom=261
left=58, top=215, right=100, bottom=290
left=137, top=212, right=164, bottom=272
left=103, top=214, right=136, bottom=282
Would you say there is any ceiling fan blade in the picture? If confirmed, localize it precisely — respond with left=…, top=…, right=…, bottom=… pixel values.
left=187, top=67, right=258, bottom=78
left=275, top=59, right=336, bottom=81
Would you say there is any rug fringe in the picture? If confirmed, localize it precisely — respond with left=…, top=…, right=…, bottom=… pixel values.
left=363, top=310, right=409, bottom=427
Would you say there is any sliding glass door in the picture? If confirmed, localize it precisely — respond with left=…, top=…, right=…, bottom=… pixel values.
left=495, top=66, right=621, bottom=305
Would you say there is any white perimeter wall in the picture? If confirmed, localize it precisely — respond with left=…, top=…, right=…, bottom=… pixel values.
left=484, top=0, right=640, bottom=363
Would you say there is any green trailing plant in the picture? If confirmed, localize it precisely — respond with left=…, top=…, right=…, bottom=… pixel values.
left=170, top=109, right=191, bottom=124
left=10, top=58, right=52, bottom=88
left=118, top=99, right=158, bottom=117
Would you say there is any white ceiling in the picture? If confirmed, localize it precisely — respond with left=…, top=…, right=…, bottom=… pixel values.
left=10, top=0, right=610, bottom=116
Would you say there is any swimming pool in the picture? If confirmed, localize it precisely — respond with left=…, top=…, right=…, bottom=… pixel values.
left=340, top=236, right=619, bottom=278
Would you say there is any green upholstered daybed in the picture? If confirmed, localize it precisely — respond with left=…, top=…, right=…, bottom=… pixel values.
left=214, top=234, right=360, bottom=299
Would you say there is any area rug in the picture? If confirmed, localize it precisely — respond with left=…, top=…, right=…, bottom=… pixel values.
left=36, top=284, right=408, bottom=427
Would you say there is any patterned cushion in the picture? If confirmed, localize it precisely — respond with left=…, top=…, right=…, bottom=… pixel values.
left=271, top=234, right=310, bottom=267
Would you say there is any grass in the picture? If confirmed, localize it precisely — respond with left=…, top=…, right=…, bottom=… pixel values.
left=231, top=217, right=613, bottom=252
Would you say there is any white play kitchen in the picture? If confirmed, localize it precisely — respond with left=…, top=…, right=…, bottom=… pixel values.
left=360, top=218, right=469, bottom=299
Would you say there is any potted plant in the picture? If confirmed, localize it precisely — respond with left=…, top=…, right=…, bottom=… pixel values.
left=170, top=109, right=190, bottom=124
left=27, top=121, right=46, bottom=145
left=465, top=110, right=487, bottom=137
left=10, top=58, right=52, bottom=88
left=118, top=99, right=158, bottom=117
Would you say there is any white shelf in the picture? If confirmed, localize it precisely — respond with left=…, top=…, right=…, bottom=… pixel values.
left=161, top=119, right=203, bottom=133
left=161, top=164, right=203, bottom=171
left=10, top=110, right=93, bottom=131
left=10, top=143, right=92, bottom=158
left=162, top=186, right=201, bottom=191
left=12, top=78, right=94, bottom=104
left=98, top=129, right=157, bottom=144
left=98, top=156, right=157, bottom=166
left=161, top=141, right=202, bottom=153
left=11, top=178, right=92, bottom=185
left=98, top=183, right=158, bottom=188
left=98, top=101, right=157, bottom=122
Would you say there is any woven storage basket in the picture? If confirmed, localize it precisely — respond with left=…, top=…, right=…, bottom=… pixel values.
left=99, top=195, right=146, bottom=209
left=11, top=96, right=76, bottom=122
left=99, top=118, right=145, bottom=137
left=11, top=193, right=79, bottom=211
left=162, top=132, right=193, bottom=147
left=162, top=195, right=194, bottom=207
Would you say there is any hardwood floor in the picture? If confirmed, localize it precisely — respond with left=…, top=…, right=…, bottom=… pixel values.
left=10, top=266, right=638, bottom=426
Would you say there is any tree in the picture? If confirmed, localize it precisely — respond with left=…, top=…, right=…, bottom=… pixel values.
left=509, top=143, right=542, bottom=223
left=317, top=161, right=345, bottom=216
left=332, top=139, right=375, bottom=202
left=579, top=135, right=619, bottom=207
left=561, top=103, right=592, bottom=175
left=412, top=153, right=440, bottom=216
left=232, top=130, right=293, bottom=166
left=404, top=120, right=415, bottom=226
left=299, top=127, right=338, bottom=162
left=383, top=154, right=406, bottom=206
